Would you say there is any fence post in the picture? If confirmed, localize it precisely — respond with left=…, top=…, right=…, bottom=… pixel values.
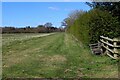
left=113, top=38, right=118, bottom=58
left=105, top=37, right=109, bottom=55
left=100, top=38, right=104, bottom=55
left=113, top=38, right=118, bottom=53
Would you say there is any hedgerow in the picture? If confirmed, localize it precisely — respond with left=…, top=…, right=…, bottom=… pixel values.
left=66, top=9, right=120, bottom=45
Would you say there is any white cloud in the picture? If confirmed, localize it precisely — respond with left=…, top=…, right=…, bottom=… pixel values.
left=48, top=7, right=59, bottom=11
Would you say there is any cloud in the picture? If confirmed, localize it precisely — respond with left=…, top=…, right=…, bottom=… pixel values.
left=48, top=7, right=59, bottom=11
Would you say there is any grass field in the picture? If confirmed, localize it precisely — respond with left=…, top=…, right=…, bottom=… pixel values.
left=2, top=33, right=54, bottom=46
left=2, top=33, right=119, bottom=78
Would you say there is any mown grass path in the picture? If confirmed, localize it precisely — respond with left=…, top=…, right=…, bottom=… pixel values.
left=2, top=33, right=118, bottom=78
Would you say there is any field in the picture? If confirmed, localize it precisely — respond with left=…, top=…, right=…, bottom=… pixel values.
left=2, top=33, right=119, bottom=78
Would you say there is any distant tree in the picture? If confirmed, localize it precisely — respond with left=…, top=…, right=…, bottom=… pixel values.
left=37, top=25, right=44, bottom=28
left=26, top=26, right=31, bottom=28
left=44, top=22, right=53, bottom=27
left=61, top=18, right=68, bottom=27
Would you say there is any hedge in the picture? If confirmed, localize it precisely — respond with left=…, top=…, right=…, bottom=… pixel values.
left=66, top=9, right=120, bottom=45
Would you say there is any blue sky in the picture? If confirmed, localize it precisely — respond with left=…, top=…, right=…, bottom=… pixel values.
left=2, top=2, right=91, bottom=27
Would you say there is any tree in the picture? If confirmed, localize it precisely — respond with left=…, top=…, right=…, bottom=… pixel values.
left=62, top=10, right=86, bottom=32
left=86, top=2, right=120, bottom=20
left=44, top=22, right=53, bottom=27
left=67, top=10, right=85, bottom=26
left=61, top=18, right=69, bottom=27
left=26, top=26, right=31, bottom=28
left=37, top=25, right=44, bottom=28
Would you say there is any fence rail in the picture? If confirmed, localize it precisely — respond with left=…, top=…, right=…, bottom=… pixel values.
left=100, top=36, right=120, bottom=59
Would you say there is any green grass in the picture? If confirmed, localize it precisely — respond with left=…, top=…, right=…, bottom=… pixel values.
left=2, top=33, right=119, bottom=78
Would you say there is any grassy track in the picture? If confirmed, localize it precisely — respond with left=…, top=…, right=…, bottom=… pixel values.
left=2, top=33, right=118, bottom=78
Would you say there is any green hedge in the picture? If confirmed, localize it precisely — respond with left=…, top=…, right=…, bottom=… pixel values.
left=67, top=9, right=120, bottom=45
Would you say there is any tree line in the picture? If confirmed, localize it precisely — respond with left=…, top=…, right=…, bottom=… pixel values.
left=1, top=22, right=65, bottom=33
left=62, top=2, right=120, bottom=45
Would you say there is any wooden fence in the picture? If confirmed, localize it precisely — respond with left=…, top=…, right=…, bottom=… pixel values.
left=100, top=36, right=120, bottom=59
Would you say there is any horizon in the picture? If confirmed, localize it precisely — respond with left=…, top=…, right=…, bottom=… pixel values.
left=2, top=2, right=91, bottom=28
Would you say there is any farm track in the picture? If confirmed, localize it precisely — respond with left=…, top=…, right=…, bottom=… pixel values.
left=2, top=33, right=119, bottom=78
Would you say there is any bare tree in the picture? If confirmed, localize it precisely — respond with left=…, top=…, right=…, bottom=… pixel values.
left=68, top=10, right=85, bottom=25
left=62, top=10, right=85, bottom=28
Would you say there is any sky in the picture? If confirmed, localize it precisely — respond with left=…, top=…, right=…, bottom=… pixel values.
left=2, top=2, right=91, bottom=28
